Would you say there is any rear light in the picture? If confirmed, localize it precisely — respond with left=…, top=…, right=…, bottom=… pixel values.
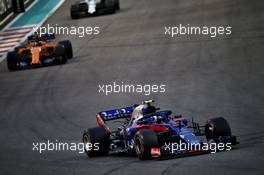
left=151, top=148, right=161, bottom=157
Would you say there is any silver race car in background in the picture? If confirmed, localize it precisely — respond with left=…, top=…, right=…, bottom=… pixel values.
left=70, top=0, right=120, bottom=19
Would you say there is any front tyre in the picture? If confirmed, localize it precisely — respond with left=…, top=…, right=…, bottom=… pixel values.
left=105, top=0, right=116, bottom=14
left=58, top=40, right=73, bottom=59
left=114, top=0, right=120, bottom=10
left=205, top=117, right=231, bottom=142
left=71, top=5, right=80, bottom=19
left=54, top=45, right=67, bottom=64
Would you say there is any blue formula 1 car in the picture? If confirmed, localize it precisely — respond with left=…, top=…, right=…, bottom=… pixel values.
left=83, top=100, right=238, bottom=160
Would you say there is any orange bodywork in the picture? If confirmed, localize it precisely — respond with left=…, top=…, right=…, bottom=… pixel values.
left=30, top=46, right=42, bottom=64
left=17, top=41, right=57, bottom=65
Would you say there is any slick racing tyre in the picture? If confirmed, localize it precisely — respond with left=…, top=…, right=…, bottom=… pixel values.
left=58, top=40, right=73, bottom=59
left=134, top=129, right=159, bottom=160
left=70, top=5, right=80, bottom=19
left=114, top=0, right=120, bottom=10
left=205, top=117, right=231, bottom=141
left=83, top=127, right=110, bottom=157
left=7, top=51, right=20, bottom=71
left=105, top=0, right=116, bottom=14
left=54, top=45, right=67, bottom=64
left=14, top=46, right=26, bottom=52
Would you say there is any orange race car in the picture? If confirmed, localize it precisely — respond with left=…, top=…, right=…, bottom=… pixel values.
left=6, top=33, right=73, bottom=71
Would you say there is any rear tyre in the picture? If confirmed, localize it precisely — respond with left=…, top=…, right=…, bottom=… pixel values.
left=58, top=40, right=73, bottom=59
left=7, top=51, right=20, bottom=71
left=54, top=45, right=67, bottom=64
left=205, top=117, right=231, bottom=141
left=14, top=46, right=26, bottom=52
left=134, top=129, right=159, bottom=160
left=83, top=127, right=110, bottom=157
left=71, top=5, right=80, bottom=19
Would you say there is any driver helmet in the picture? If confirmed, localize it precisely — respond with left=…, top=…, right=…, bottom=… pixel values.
left=32, top=41, right=41, bottom=47
left=131, top=104, right=145, bottom=120
left=34, top=31, right=40, bottom=38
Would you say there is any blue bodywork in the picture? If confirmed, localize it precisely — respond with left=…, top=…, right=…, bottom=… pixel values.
left=100, top=108, right=205, bottom=154
left=97, top=105, right=237, bottom=157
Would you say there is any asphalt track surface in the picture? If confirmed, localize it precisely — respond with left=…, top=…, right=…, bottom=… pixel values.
left=0, top=0, right=264, bottom=174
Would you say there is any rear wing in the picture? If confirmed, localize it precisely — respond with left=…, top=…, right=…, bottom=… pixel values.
left=27, top=33, right=55, bottom=42
left=98, top=106, right=134, bottom=121
left=40, top=33, right=55, bottom=41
